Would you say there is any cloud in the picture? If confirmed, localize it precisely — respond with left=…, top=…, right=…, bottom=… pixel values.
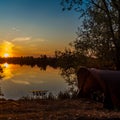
left=12, top=37, right=46, bottom=43
left=12, top=37, right=31, bottom=42
left=35, top=38, right=45, bottom=42
left=12, top=27, right=20, bottom=32
left=11, top=79, right=30, bottom=85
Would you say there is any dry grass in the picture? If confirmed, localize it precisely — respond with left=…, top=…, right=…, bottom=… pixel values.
left=0, top=99, right=120, bottom=120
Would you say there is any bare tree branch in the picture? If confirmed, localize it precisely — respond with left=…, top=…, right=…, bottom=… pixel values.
left=90, top=0, right=106, bottom=12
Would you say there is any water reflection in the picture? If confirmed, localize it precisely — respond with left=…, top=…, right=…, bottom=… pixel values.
left=0, top=63, right=67, bottom=99
left=1, top=63, right=13, bottom=80
left=3, top=62, right=9, bottom=68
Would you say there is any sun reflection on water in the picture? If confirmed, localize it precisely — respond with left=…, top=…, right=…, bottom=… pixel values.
left=2, top=63, right=13, bottom=80
left=0, top=64, right=67, bottom=99
left=3, top=63, right=9, bottom=68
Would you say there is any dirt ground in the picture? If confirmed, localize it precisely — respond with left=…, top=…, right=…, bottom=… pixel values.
left=0, top=99, right=120, bottom=120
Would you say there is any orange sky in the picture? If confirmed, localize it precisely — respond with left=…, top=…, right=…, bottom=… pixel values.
left=0, top=0, right=80, bottom=57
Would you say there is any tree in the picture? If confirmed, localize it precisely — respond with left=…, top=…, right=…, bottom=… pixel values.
left=61, top=0, right=120, bottom=70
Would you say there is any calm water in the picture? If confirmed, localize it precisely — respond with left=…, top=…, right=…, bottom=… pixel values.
left=0, top=63, right=67, bottom=99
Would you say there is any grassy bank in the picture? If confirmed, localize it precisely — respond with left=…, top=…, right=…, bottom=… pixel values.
left=0, top=99, right=120, bottom=120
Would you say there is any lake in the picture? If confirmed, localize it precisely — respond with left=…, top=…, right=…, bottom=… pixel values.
left=0, top=63, right=68, bottom=99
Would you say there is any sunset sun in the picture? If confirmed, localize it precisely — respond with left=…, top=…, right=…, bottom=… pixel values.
left=4, top=53, right=10, bottom=58
left=1, top=41, right=14, bottom=58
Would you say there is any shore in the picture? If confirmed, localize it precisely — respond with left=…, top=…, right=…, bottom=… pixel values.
left=0, top=99, right=120, bottom=120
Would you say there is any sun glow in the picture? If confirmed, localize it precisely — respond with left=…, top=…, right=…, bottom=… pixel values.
left=3, top=53, right=10, bottom=58
left=0, top=41, right=14, bottom=58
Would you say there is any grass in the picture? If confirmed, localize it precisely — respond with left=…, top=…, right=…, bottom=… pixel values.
left=1, top=91, right=120, bottom=120
left=1, top=97, right=120, bottom=120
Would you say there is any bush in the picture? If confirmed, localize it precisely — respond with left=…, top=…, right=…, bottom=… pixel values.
left=47, top=92, right=55, bottom=100
left=57, top=91, right=71, bottom=100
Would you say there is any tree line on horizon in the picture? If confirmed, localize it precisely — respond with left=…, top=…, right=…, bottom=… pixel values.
left=0, top=55, right=58, bottom=70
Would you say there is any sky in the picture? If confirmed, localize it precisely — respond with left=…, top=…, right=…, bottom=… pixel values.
left=0, top=0, right=80, bottom=57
